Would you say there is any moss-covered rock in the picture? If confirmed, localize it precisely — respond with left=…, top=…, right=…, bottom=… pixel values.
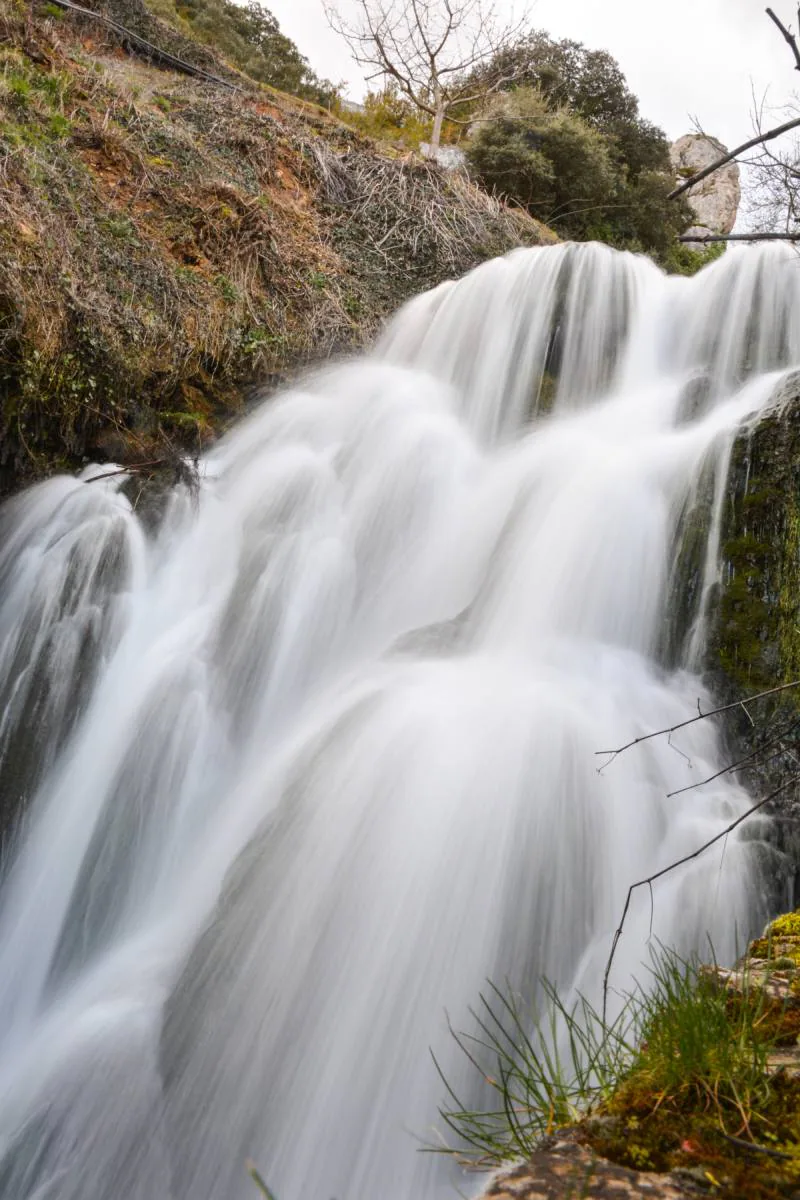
left=697, top=378, right=800, bottom=900
left=710, top=380, right=800, bottom=697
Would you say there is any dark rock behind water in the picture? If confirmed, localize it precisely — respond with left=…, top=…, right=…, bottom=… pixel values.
left=707, top=372, right=800, bottom=908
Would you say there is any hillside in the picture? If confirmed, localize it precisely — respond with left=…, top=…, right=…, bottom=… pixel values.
left=0, top=0, right=555, bottom=491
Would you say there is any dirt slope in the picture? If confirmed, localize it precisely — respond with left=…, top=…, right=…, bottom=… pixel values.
left=0, top=0, right=554, bottom=490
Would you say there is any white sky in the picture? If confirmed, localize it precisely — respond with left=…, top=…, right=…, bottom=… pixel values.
left=268, top=0, right=798, bottom=150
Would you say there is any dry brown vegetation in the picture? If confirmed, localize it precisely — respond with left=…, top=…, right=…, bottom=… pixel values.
left=0, top=0, right=554, bottom=491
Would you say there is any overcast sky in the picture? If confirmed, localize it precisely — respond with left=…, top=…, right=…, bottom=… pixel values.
left=268, top=0, right=798, bottom=151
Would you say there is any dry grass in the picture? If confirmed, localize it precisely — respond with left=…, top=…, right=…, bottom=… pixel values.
left=310, top=141, right=553, bottom=277
left=0, top=0, right=554, bottom=490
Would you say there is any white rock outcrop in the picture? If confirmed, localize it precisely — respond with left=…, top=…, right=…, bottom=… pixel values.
left=670, top=133, right=740, bottom=243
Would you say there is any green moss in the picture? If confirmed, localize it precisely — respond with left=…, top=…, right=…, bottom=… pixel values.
left=751, top=911, right=800, bottom=964
left=535, top=370, right=557, bottom=416
left=779, top=504, right=800, bottom=683
left=710, top=403, right=800, bottom=697
left=583, top=916, right=800, bottom=1198
left=588, top=1089, right=800, bottom=1198
left=770, top=912, right=800, bottom=938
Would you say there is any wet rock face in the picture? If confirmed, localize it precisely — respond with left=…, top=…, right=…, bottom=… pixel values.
left=711, top=379, right=800, bottom=699
left=705, top=377, right=800, bottom=904
left=670, top=134, right=740, bottom=241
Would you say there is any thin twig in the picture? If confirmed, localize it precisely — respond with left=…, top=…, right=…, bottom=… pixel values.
left=666, top=716, right=800, bottom=798
left=719, top=1130, right=793, bottom=1160
left=601, top=776, right=794, bottom=1023
left=245, top=1161, right=278, bottom=1199
left=596, top=680, right=800, bottom=770
left=83, top=460, right=167, bottom=483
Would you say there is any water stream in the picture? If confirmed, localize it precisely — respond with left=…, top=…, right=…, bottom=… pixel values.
left=0, top=242, right=799, bottom=1198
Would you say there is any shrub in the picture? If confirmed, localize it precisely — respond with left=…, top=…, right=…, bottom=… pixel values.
left=468, top=89, right=617, bottom=239
left=340, top=88, right=432, bottom=149
left=155, top=0, right=338, bottom=105
left=462, top=33, right=695, bottom=263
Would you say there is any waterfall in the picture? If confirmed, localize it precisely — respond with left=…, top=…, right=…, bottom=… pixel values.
left=0, top=242, right=798, bottom=1199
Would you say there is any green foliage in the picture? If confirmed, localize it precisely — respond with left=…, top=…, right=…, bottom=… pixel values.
left=0, top=53, right=75, bottom=147
left=660, top=240, right=725, bottom=276
left=8, top=72, right=32, bottom=102
left=467, top=89, right=622, bottom=240
left=464, top=33, right=695, bottom=261
left=466, top=31, right=668, bottom=172
left=157, top=0, right=337, bottom=105
left=619, top=952, right=773, bottom=1120
left=471, top=32, right=641, bottom=132
left=341, top=88, right=431, bottom=149
left=46, top=113, right=71, bottom=138
left=215, top=273, right=239, bottom=302
left=610, top=170, right=694, bottom=261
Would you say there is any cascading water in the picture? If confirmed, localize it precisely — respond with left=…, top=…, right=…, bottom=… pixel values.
left=0, top=241, right=797, bottom=1200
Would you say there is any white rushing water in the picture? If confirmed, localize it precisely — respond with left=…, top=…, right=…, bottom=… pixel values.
left=0, top=242, right=798, bottom=1199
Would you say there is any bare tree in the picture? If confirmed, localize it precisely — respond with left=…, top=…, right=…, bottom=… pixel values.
left=741, top=86, right=800, bottom=235
left=325, top=0, right=530, bottom=152
left=668, top=4, right=800, bottom=243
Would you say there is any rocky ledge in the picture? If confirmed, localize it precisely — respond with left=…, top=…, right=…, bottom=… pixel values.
left=483, top=1129, right=701, bottom=1198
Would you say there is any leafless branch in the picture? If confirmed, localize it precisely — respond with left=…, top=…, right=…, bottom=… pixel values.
left=601, top=775, right=796, bottom=1023
left=678, top=231, right=800, bottom=242
left=766, top=6, right=800, bottom=71
left=83, top=460, right=168, bottom=483
left=742, top=79, right=800, bottom=233
left=666, top=714, right=800, bottom=798
left=669, top=6, right=800, bottom=205
left=596, top=680, right=800, bottom=770
left=668, top=113, right=800, bottom=201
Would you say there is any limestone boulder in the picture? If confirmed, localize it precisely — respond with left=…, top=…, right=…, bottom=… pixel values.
left=670, top=133, right=740, bottom=240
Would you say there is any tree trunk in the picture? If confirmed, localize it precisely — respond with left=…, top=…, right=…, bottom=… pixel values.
left=430, top=98, right=445, bottom=152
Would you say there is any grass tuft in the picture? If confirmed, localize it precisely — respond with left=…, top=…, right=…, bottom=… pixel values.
left=436, top=945, right=786, bottom=1174
left=432, top=978, right=636, bottom=1166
